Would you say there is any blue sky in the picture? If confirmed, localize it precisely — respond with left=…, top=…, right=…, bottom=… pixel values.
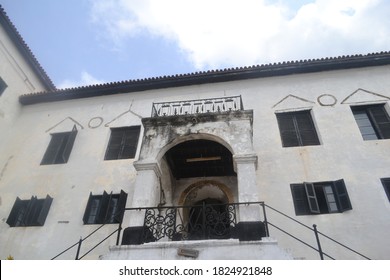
left=1, top=0, right=390, bottom=89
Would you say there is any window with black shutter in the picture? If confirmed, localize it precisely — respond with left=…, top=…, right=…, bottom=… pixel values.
left=351, top=104, right=390, bottom=140
left=276, top=110, right=320, bottom=147
left=0, top=77, right=7, bottom=96
left=381, top=178, right=390, bottom=202
left=104, top=126, right=141, bottom=160
left=41, top=125, right=78, bottom=165
left=6, top=195, right=53, bottom=227
left=83, top=190, right=127, bottom=224
left=290, top=179, right=352, bottom=215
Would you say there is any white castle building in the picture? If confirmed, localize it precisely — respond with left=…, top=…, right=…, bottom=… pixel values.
left=1, top=6, right=390, bottom=260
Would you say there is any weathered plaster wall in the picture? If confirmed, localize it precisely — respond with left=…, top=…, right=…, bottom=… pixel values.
left=0, top=64, right=390, bottom=259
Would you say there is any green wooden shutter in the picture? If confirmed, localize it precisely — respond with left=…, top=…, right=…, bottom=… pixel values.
left=97, top=191, right=111, bottom=223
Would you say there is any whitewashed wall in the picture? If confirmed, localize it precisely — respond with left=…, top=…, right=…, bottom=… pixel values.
left=1, top=63, right=390, bottom=259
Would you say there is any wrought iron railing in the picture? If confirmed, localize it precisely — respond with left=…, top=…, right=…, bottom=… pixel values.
left=151, top=95, right=243, bottom=117
left=51, top=201, right=371, bottom=260
left=142, top=203, right=239, bottom=241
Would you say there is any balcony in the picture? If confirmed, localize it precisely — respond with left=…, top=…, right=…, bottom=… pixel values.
left=151, top=95, right=243, bottom=117
left=121, top=202, right=268, bottom=245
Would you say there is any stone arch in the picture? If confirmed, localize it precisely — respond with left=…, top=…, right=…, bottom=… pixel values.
left=156, top=133, right=234, bottom=162
left=178, top=180, right=235, bottom=206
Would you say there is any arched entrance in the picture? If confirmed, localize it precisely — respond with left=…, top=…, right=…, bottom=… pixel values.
left=179, top=180, right=236, bottom=240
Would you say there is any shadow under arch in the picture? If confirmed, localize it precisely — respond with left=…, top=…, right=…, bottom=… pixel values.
left=156, top=133, right=235, bottom=163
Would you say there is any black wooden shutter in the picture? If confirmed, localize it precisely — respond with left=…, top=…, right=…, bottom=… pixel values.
left=6, top=197, right=23, bottom=227
left=61, top=126, right=77, bottom=163
left=115, top=190, right=128, bottom=223
left=41, top=134, right=63, bottom=164
left=304, top=182, right=320, bottom=214
left=381, top=178, right=390, bottom=201
left=291, top=184, right=310, bottom=215
left=97, top=191, right=111, bottom=223
left=334, top=179, right=352, bottom=212
left=295, top=111, right=320, bottom=146
left=105, top=130, right=123, bottom=160
left=37, top=195, right=53, bottom=226
left=120, top=127, right=140, bottom=159
left=83, top=192, right=93, bottom=224
left=276, top=113, right=300, bottom=147
left=369, top=105, right=390, bottom=139
left=24, top=196, right=38, bottom=226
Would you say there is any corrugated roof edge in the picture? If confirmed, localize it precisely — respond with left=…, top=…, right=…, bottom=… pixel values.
left=0, top=5, right=56, bottom=91
left=19, top=51, right=390, bottom=105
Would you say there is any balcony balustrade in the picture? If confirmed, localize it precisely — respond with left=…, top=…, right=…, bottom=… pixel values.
left=151, top=95, right=243, bottom=117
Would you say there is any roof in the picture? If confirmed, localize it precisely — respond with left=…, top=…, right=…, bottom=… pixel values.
left=0, top=5, right=56, bottom=91
left=19, top=51, right=390, bottom=105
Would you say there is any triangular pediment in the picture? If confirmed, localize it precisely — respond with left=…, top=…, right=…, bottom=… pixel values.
left=46, top=117, right=83, bottom=133
left=341, top=88, right=390, bottom=104
left=272, top=94, right=315, bottom=110
left=105, top=108, right=142, bottom=127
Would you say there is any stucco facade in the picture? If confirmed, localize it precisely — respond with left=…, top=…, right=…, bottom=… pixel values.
left=1, top=6, right=390, bottom=260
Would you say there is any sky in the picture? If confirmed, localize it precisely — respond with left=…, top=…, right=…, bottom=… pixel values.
left=1, top=0, right=390, bottom=89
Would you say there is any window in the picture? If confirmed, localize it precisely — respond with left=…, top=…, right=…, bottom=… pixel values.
left=276, top=110, right=320, bottom=147
left=381, top=178, right=390, bottom=202
left=6, top=195, right=53, bottom=227
left=41, top=126, right=78, bottom=165
left=104, top=126, right=141, bottom=160
left=291, top=179, right=352, bottom=215
left=351, top=104, right=390, bottom=140
left=83, top=190, right=127, bottom=224
left=0, top=77, right=7, bottom=96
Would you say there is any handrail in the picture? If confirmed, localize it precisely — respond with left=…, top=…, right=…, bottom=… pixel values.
left=263, top=203, right=371, bottom=260
left=52, top=201, right=371, bottom=260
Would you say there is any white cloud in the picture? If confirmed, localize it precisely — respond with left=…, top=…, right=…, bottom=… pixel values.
left=89, top=0, right=390, bottom=69
left=58, top=71, right=106, bottom=89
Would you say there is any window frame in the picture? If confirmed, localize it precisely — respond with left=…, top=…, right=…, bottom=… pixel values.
left=83, top=190, right=127, bottom=224
left=104, top=126, right=141, bottom=160
left=351, top=104, right=390, bottom=140
left=41, top=125, right=78, bottom=165
left=276, top=110, right=320, bottom=147
left=6, top=195, right=53, bottom=227
left=291, top=179, right=352, bottom=216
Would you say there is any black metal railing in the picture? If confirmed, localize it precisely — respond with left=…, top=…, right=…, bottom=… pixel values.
left=151, top=95, right=243, bottom=117
left=51, top=201, right=371, bottom=260
left=141, top=202, right=239, bottom=242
